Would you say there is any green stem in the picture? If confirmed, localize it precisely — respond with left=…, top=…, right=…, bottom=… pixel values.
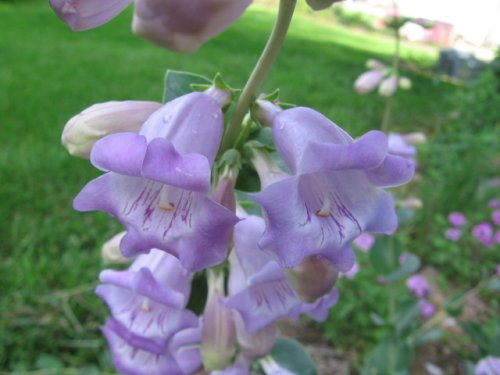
left=219, top=0, right=297, bottom=154
left=381, top=1, right=401, bottom=133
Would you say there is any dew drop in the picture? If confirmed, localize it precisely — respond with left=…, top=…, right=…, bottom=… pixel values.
left=163, top=114, right=172, bottom=123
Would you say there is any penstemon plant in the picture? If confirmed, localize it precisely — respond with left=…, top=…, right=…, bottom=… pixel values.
left=51, top=0, right=414, bottom=373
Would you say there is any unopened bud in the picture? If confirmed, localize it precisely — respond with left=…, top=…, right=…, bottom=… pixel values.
left=353, top=70, right=384, bottom=94
left=399, top=76, right=412, bottom=90
left=378, top=75, right=398, bottom=97
left=399, top=197, right=423, bottom=209
left=251, top=150, right=288, bottom=189
left=201, top=270, right=236, bottom=371
left=101, top=231, right=135, bottom=264
left=204, top=83, right=233, bottom=109
left=61, top=101, right=161, bottom=158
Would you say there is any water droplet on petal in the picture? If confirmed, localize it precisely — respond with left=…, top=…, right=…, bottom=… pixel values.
left=163, top=114, right=172, bottom=123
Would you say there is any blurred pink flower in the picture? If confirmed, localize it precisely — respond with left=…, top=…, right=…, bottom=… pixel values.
left=472, top=222, right=494, bottom=247
left=445, top=228, right=461, bottom=242
left=488, top=199, right=500, bottom=210
left=448, top=212, right=466, bottom=227
left=418, top=299, right=436, bottom=318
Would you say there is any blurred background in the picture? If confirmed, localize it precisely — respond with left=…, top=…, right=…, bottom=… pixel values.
left=0, top=0, right=498, bottom=374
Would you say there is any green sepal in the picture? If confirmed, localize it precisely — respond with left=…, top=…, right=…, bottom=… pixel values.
left=163, top=70, right=212, bottom=103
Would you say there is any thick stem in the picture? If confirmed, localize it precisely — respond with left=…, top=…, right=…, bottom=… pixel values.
left=219, top=0, right=297, bottom=154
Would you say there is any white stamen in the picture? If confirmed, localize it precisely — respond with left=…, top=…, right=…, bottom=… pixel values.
left=158, top=188, right=175, bottom=211
left=315, top=197, right=331, bottom=217
left=141, top=297, right=151, bottom=312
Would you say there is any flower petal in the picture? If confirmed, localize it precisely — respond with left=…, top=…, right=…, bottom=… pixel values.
left=365, top=155, right=415, bottom=187
left=90, top=132, right=147, bottom=176
left=50, top=0, right=132, bottom=31
left=300, top=130, right=388, bottom=174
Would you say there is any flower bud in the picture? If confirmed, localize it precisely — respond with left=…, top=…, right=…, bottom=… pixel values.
left=306, top=0, right=344, bottom=11
left=399, top=76, right=412, bottom=90
left=285, top=256, right=338, bottom=302
left=61, top=101, right=161, bottom=158
left=132, top=0, right=252, bottom=53
left=254, top=99, right=283, bottom=126
left=353, top=70, right=384, bottom=94
left=399, top=197, right=423, bottom=210
left=234, top=313, right=278, bottom=361
left=101, top=231, right=135, bottom=264
left=201, top=270, right=236, bottom=371
left=378, top=75, right=398, bottom=97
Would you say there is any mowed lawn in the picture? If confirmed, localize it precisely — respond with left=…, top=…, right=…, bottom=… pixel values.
left=0, top=1, right=457, bottom=371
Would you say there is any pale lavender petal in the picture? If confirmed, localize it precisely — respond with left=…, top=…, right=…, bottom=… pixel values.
left=388, top=133, right=416, bottom=159
left=364, top=155, right=415, bottom=187
left=50, top=0, right=132, bottom=31
left=354, top=70, right=384, bottom=94
left=299, top=130, right=388, bottom=174
left=233, top=313, right=278, bottom=361
left=445, top=228, right=461, bottom=242
left=75, top=173, right=238, bottom=271
left=418, top=299, right=436, bottom=318
left=353, top=233, right=375, bottom=252
left=101, top=320, right=184, bottom=375
left=142, top=138, right=211, bottom=193
left=475, top=356, right=500, bottom=375
left=90, top=132, right=147, bottom=176
left=132, top=0, right=252, bottom=52
left=212, top=355, right=251, bottom=375
left=406, top=275, right=431, bottom=298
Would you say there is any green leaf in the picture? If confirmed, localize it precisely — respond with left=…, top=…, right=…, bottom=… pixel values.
left=382, top=253, right=421, bottom=283
left=486, top=277, right=500, bottom=291
left=362, top=337, right=412, bottom=375
left=395, top=299, right=419, bottom=335
left=415, top=328, right=443, bottom=345
left=270, top=337, right=318, bottom=375
left=444, top=292, right=464, bottom=318
left=35, top=354, right=63, bottom=372
left=369, top=237, right=403, bottom=275
left=163, top=70, right=211, bottom=103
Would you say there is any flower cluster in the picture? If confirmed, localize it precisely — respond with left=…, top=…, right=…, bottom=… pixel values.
left=53, top=0, right=415, bottom=372
left=444, top=209, right=500, bottom=247
left=353, top=59, right=411, bottom=97
left=61, top=88, right=414, bottom=373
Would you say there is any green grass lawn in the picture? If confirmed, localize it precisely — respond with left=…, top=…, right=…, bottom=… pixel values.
left=0, top=1, right=494, bottom=372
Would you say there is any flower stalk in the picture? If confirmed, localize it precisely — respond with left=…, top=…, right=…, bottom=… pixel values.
left=219, top=0, right=297, bottom=154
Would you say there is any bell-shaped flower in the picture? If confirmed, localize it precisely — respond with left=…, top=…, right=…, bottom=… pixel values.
left=74, top=92, right=239, bottom=272
left=253, top=105, right=414, bottom=269
left=50, top=0, right=252, bottom=52
left=224, top=216, right=339, bottom=333
left=96, top=250, right=198, bottom=351
left=132, top=0, right=252, bottom=52
left=201, top=270, right=237, bottom=372
left=353, top=70, right=384, bottom=94
left=475, top=356, right=500, bottom=375
left=61, top=100, right=162, bottom=158
left=102, top=317, right=203, bottom=375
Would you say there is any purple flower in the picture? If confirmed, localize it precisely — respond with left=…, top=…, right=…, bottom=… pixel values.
left=475, top=356, right=500, bottom=375
left=353, top=233, right=375, bottom=252
left=96, top=250, right=198, bottom=353
left=492, top=210, right=500, bottom=226
left=233, top=313, right=278, bottom=361
left=224, top=216, right=339, bottom=333
left=74, top=93, right=239, bottom=272
left=418, top=299, right=436, bottom=318
left=472, top=222, right=494, bottom=247
left=448, top=212, right=467, bottom=227
left=378, top=75, right=398, bottom=97
left=495, top=230, right=500, bottom=244
left=96, top=250, right=203, bottom=374
left=50, top=0, right=252, bottom=52
left=445, top=228, right=462, bottom=242
left=406, top=275, right=431, bottom=298
left=253, top=106, right=414, bottom=269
